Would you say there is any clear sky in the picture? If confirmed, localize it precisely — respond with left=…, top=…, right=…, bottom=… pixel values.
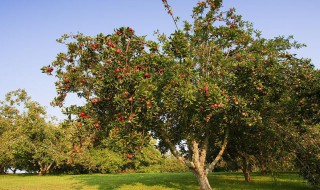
left=1, top=0, right=319, bottom=120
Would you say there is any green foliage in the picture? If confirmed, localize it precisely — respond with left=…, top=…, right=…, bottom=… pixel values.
left=295, top=125, right=320, bottom=190
left=0, top=89, right=69, bottom=175
left=42, top=0, right=320, bottom=189
left=69, top=148, right=124, bottom=174
left=159, top=157, right=189, bottom=173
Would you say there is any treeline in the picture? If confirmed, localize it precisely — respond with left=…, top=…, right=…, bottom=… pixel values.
left=0, top=89, right=188, bottom=175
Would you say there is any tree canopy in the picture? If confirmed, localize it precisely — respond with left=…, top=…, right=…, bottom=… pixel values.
left=42, top=0, right=320, bottom=189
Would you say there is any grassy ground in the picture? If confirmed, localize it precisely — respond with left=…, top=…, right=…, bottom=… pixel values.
left=0, top=172, right=312, bottom=190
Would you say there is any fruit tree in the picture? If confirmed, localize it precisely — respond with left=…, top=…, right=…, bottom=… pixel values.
left=42, top=0, right=319, bottom=189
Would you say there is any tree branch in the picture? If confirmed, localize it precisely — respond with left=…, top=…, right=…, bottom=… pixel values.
left=160, top=130, right=195, bottom=169
left=206, top=128, right=229, bottom=173
left=200, top=137, right=209, bottom=170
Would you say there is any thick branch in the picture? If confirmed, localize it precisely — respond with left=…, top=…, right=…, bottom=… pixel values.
left=206, top=128, right=229, bottom=173
left=160, top=130, right=195, bottom=169
left=191, top=140, right=200, bottom=170
left=200, top=137, right=209, bottom=170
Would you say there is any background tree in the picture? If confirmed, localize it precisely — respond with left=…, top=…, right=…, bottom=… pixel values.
left=0, top=89, right=69, bottom=175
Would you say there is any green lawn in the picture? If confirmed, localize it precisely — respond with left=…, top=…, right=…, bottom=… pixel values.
left=0, top=172, right=312, bottom=190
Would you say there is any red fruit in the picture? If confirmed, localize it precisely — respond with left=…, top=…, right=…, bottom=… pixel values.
left=128, top=97, right=133, bottom=102
left=116, top=31, right=121, bottom=35
left=107, top=42, right=115, bottom=47
left=127, top=154, right=133, bottom=159
left=217, top=103, right=223, bottom=108
left=92, top=43, right=98, bottom=49
left=210, top=104, right=216, bottom=108
left=200, top=106, right=204, bottom=110
left=181, top=74, right=186, bottom=78
left=203, top=86, right=209, bottom=92
left=77, top=123, right=82, bottom=128
left=137, top=65, right=143, bottom=70
left=128, top=28, right=134, bottom=33
left=158, top=68, right=164, bottom=73
left=46, top=67, right=54, bottom=73
left=115, top=49, right=121, bottom=54
left=80, top=78, right=86, bottom=83
left=64, top=78, right=70, bottom=83
left=94, top=123, right=100, bottom=128
left=78, top=112, right=86, bottom=117
left=242, top=112, right=246, bottom=116
left=114, top=68, right=121, bottom=73
left=116, top=75, right=121, bottom=79
left=91, top=99, right=99, bottom=103
left=144, top=72, right=150, bottom=78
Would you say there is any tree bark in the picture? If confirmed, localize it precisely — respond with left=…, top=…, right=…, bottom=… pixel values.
left=38, top=161, right=53, bottom=176
left=241, top=156, right=251, bottom=182
left=194, top=171, right=212, bottom=190
left=0, top=166, right=6, bottom=174
left=190, top=139, right=212, bottom=190
left=206, top=128, right=229, bottom=173
left=159, top=128, right=229, bottom=190
left=39, top=168, right=45, bottom=176
left=260, top=162, right=268, bottom=174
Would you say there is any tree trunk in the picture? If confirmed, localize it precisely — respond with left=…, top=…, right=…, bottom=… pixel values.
left=38, top=161, right=53, bottom=176
left=0, top=166, right=6, bottom=174
left=194, top=172, right=212, bottom=190
left=39, top=166, right=50, bottom=176
left=241, top=156, right=251, bottom=182
left=242, top=169, right=251, bottom=182
left=39, top=168, right=45, bottom=176
left=160, top=129, right=229, bottom=190
left=257, top=155, right=268, bottom=174
left=260, top=163, right=268, bottom=174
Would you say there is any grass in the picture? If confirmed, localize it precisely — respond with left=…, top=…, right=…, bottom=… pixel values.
left=0, top=172, right=312, bottom=190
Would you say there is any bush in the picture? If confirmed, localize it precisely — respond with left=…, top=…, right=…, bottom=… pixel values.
left=160, top=158, right=188, bottom=173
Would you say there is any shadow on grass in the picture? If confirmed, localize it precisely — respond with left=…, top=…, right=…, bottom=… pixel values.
left=71, top=172, right=197, bottom=190
left=210, top=172, right=312, bottom=190
left=70, top=172, right=312, bottom=190
left=1, top=172, right=311, bottom=190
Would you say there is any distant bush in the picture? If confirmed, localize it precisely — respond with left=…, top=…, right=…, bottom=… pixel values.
left=160, top=157, right=188, bottom=173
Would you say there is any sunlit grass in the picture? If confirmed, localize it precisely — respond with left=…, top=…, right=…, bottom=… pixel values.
left=0, top=172, right=312, bottom=190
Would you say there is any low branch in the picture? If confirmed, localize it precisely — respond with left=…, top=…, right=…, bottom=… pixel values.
left=191, top=140, right=201, bottom=171
left=206, top=128, right=229, bottom=173
left=160, top=130, right=195, bottom=169
left=200, top=137, right=209, bottom=170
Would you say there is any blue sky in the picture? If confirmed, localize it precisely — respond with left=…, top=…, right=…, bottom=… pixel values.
left=1, top=0, right=319, bottom=120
